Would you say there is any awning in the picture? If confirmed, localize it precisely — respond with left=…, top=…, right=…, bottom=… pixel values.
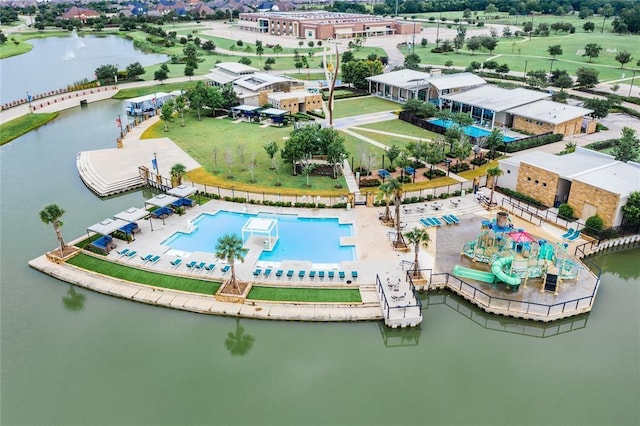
left=167, top=185, right=197, bottom=198
left=114, top=207, right=149, bottom=223
left=508, top=231, right=536, bottom=243
left=87, top=218, right=130, bottom=236
left=145, top=194, right=179, bottom=208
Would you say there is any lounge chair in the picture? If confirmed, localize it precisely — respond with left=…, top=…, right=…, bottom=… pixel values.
left=186, top=261, right=197, bottom=269
left=328, top=271, right=335, bottom=279
left=318, top=271, right=325, bottom=278
left=221, top=265, right=230, bottom=273
left=170, top=258, right=182, bottom=267
left=275, top=269, right=283, bottom=277
left=309, top=270, right=316, bottom=278
left=561, top=228, right=575, bottom=239
left=140, top=254, right=153, bottom=262
left=126, top=250, right=137, bottom=258
left=338, top=271, right=346, bottom=279
left=449, top=214, right=460, bottom=224
left=149, top=255, right=161, bottom=264
left=205, top=263, right=215, bottom=272
left=298, top=270, right=306, bottom=278
left=441, top=215, right=454, bottom=225
left=253, top=268, right=262, bottom=276
left=264, top=268, right=272, bottom=277
left=195, top=262, right=206, bottom=270
left=431, top=217, right=443, bottom=226
left=116, top=248, right=130, bottom=256
left=567, top=230, right=581, bottom=241
left=287, top=270, right=294, bottom=278
left=351, top=271, right=358, bottom=279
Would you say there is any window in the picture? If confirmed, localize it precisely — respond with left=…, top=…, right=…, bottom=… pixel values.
left=542, top=182, right=547, bottom=187
left=535, top=180, right=539, bottom=185
left=527, top=177, right=531, bottom=181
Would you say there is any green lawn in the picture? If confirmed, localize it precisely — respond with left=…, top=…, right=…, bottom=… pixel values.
left=0, top=113, right=59, bottom=145
left=67, top=253, right=221, bottom=295
left=143, top=114, right=348, bottom=193
left=332, top=96, right=401, bottom=119
left=247, top=286, right=361, bottom=303
left=340, top=130, right=387, bottom=170
left=357, top=118, right=440, bottom=139
left=112, top=82, right=200, bottom=99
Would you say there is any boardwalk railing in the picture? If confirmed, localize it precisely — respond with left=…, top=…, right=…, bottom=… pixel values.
left=415, top=267, right=600, bottom=322
left=375, top=274, right=422, bottom=322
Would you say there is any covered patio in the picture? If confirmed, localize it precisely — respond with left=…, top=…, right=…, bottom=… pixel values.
left=259, top=108, right=291, bottom=126
left=114, top=207, right=149, bottom=237
left=167, top=185, right=198, bottom=207
left=86, top=218, right=129, bottom=253
left=231, top=104, right=261, bottom=120
left=145, top=194, right=179, bottom=223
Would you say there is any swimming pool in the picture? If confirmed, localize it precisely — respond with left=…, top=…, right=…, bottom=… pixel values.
left=162, top=211, right=355, bottom=263
left=428, top=118, right=518, bottom=142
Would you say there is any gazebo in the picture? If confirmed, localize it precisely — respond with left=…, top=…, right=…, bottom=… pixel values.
left=241, top=217, right=279, bottom=251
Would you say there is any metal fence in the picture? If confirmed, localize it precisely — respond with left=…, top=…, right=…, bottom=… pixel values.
left=375, top=274, right=422, bottom=321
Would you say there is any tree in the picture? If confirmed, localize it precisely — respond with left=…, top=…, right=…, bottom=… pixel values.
left=238, top=56, right=252, bottom=65
left=342, top=51, right=355, bottom=63
left=485, top=128, right=504, bottom=158
left=615, top=51, right=632, bottom=69
left=404, top=227, right=430, bottom=278
left=125, top=62, right=145, bottom=81
left=301, top=163, right=316, bottom=188
left=612, top=127, right=640, bottom=163
left=154, top=66, right=169, bottom=84
left=527, top=69, right=549, bottom=89
left=495, top=63, right=510, bottom=76
left=215, top=233, right=248, bottom=294
left=225, top=318, right=254, bottom=356
left=95, top=64, right=118, bottom=82
left=387, top=145, right=401, bottom=169
left=170, top=163, right=187, bottom=186
left=486, top=167, right=503, bottom=206
left=481, top=37, right=498, bottom=54
left=39, top=204, right=66, bottom=256
left=583, top=98, right=613, bottom=119
left=404, top=53, right=421, bottom=70
left=202, top=40, right=216, bottom=52
left=622, top=192, right=640, bottom=227
left=376, top=182, right=394, bottom=223
left=294, top=60, right=303, bottom=73
left=325, top=133, right=348, bottom=179
left=547, top=44, right=563, bottom=59
left=583, top=21, right=595, bottom=32
left=421, top=37, right=428, bottom=48
left=576, top=67, right=599, bottom=88
left=183, top=42, right=198, bottom=66
left=160, top=100, right=174, bottom=131
left=388, top=177, right=407, bottom=249
left=174, top=95, right=187, bottom=127
left=424, top=141, right=445, bottom=175
left=466, top=36, right=482, bottom=54
left=188, top=82, right=206, bottom=120
left=554, top=74, right=574, bottom=91
left=263, top=141, right=279, bottom=168
left=582, top=43, right=602, bottom=62
left=255, top=43, right=264, bottom=57
left=272, top=44, right=283, bottom=54
left=221, top=84, right=238, bottom=109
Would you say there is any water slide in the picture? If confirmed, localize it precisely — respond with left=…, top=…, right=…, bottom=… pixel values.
left=491, top=256, right=522, bottom=287
left=452, top=265, right=496, bottom=284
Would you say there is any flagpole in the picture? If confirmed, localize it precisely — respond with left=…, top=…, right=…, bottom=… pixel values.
left=26, top=91, right=33, bottom=113
left=154, top=152, right=159, bottom=175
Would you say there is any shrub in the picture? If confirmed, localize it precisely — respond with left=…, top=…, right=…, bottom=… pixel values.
left=359, top=178, right=381, bottom=188
left=332, top=203, right=347, bottom=208
left=558, top=203, right=574, bottom=220
left=500, top=188, right=545, bottom=207
left=449, top=163, right=470, bottom=173
left=423, top=169, right=446, bottom=179
left=503, top=134, right=564, bottom=153
left=585, top=215, right=604, bottom=231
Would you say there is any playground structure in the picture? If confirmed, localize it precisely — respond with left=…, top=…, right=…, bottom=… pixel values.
left=454, top=211, right=581, bottom=293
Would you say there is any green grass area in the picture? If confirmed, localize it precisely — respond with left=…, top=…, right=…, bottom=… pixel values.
left=112, top=82, right=200, bottom=99
left=340, top=130, right=387, bottom=169
left=332, top=96, right=401, bottom=119
left=0, top=30, right=73, bottom=59
left=143, top=114, right=347, bottom=194
left=247, top=286, right=361, bottom=303
left=67, top=253, right=221, bottom=295
left=285, top=72, right=327, bottom=80
left=0, top=113, right=59, bottom=145
left=357, top=118, right=440, bottom=139
left=457, top=159, right=501, bottom=179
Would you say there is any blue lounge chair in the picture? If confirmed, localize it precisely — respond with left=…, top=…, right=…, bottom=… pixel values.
left=318, top=271, right=325, bottom=278
left=419, top=218, right=432, bottom=228
left=221, top=265, right=230, bottom=273
left=351, top=271, right=358, bottom=279
left=264, top=268, right=272, bottom=277
left=298, top=270, right=306, bottom=278
left=431, top=217, right=443, bottom=226
left=195, top=262, right=206, bottom=270
left=116, top=248, right=130, bottom=256
left=149, top=255, right=161, bottom=264
left=253, top=268, right=262, bottom=276
left=561, top=228, right=575, bottom=239
left=567, top=230, right=581, bottom=241
left=442, top=215, right=455, bottom=225
left=328, top=271, right=335, bottom=278
left=287, top=270, right=294, bottom=278
left=309, top=270, right=316, bottom=278
left=140, top=254, right=153, bottom=262
left=449, top=214, right=460, bottom=224
left=126, top=250, right=137, bottom=258
left=205, top=263, right=215, bottom=272
left=186, top=261, right=197, bottom=269
left=339, top=271, right=346, bottom=279
left=170, top=258, right=182, bottom=267
left=275, top=269, right=283, bottom=277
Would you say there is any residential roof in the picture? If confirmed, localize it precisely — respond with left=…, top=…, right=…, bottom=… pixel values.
left=426, top=72, right=486, bottom=91
left=267, top=91, right=310, bottom=102
left=573, top=162, right=640, bottom=197
left=234, top=73, right=298, bottom=91
left=124, top=92, right=171, bottom=104
left=231, top=104, right=261, bottom=112
left=260, top=108, right=290, bottom=116
left=506, top=100, right=593, bottom=124
left=499, top=149, right=619, bottom=180
left=204, top=69, right=240, bottom=85
left=366, top=69, right=431, bottom=89
left=441, top=86, right=551, bottom=112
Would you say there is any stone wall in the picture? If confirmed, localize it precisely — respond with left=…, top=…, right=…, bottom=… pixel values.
left=515, top=163, right=559, bottom=207
left=512, top=116, right=554, bottom=135
left=568, top=180, right=620, bottom=228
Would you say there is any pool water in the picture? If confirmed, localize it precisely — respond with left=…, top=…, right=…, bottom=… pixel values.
left=162, top=211, right=355, bottom=263
left=429, top=118, right=518, bottom=142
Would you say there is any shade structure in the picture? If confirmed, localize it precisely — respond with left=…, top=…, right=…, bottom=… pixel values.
left=507, top=231, right=536, bottom=243
left=241, top=218, right=279, bottom=251
left=87, top=218, right=130, bottom=236
left=114, top=207, right=149, bottom=223
left=167, top=185, right=197, bottom=198
left=145, top=194, right=179, bottom=208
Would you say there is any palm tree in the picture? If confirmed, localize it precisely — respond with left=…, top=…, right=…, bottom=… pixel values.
left=486, top=166, right=504, bottom=206
left=170, top=163, right=187, bottom=186
left=404, top=227, right=430, bottom=278
left=215, top=233, right=248, bottom=294
left=376, top=182, right=394, bottom=223
left=39, top=204, right=66, bottom=256
left=388, top=177, right=407, bottom=249
left=225, top=318, right=255, bottom=356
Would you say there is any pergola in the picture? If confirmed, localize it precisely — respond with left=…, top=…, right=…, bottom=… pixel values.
left=231, top=104, right=261, bottom=120
left=168, top=184, right=199, bottom=204
left=259, top=108, right=291, bottom=125
left=87, top=218, right=129, bottom=237
left=145, top=194, right=179, bottom=208
left=241, top=217, right=279, bottom=251
left=114, top=207, right=150, bottom=234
